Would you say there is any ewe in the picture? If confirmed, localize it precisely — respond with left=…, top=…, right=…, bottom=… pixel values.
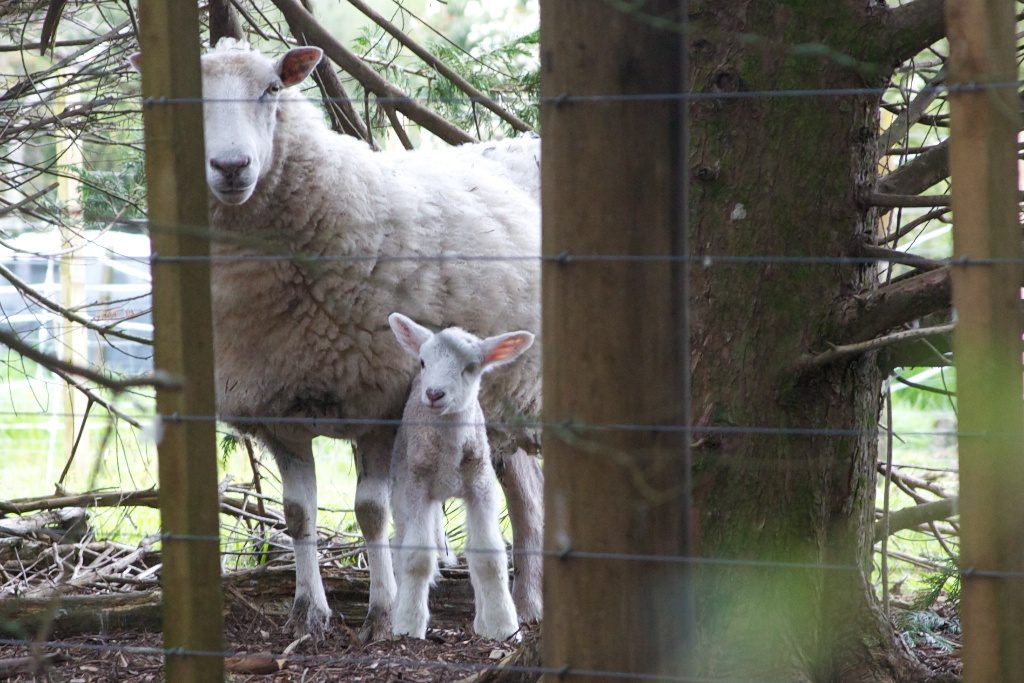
left=387, top=313, right=532, bottom=640
left=131, top=39, right=542, bottom=641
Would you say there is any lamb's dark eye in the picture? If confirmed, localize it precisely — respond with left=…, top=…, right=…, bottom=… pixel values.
left=420, top=359, right=425, bottom=369
left=464, top=362, right=479, bottom=374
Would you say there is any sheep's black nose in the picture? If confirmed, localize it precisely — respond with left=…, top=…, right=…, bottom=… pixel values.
left=210, top=155, right=252, bottom=176
left=426, top=389, right=445, bottom=402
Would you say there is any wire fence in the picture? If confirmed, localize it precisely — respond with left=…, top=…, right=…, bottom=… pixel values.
left=1, top=0, right=1012, bottom=679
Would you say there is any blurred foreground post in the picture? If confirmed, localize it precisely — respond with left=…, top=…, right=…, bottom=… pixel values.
left=541, top=1, right=695, bottom=679
left=947, top=0, right=1024, bottom=680
left=137, top=0, right=224, bottom=680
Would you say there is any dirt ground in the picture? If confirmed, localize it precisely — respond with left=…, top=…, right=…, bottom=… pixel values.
left=0, top=567, right=959, bottom=682
left=0, top=565, right=539, bottom=682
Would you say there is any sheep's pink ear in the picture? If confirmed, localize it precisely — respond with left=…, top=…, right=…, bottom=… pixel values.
left=481, top=331, right=534, bottom=369
left=275, top=47, right=323, bottom=87
left=389, top=313, right=432, bottom=358
left=128, top=52, right=143, bottom=73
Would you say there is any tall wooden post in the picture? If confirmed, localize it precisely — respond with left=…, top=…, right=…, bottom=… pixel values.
left=947, top=0, right=1024, bottom=680
left=56, top=84, right=87, bottom=482
left=137, top=1, right=224, bottom=680
left=541, top=1, right=694, bottom=679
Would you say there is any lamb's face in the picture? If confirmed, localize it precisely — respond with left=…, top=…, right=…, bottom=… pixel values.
left=418, top=331, right=486, bottom=416
left=200, top=42, right=321, bottom=206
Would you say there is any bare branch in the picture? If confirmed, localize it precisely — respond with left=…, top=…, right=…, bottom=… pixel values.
left=0, top=261, right=152, bottom=345
left=39, top=0, right=69, bottom=55
left=209, top=0, right=243, bottom=45
left=795, top=323, right=955, bottom=373
left=879, top=333, right=952, bottom=370
left=281, top=0, right=374, bottom=144
left=876, top=71, right=944, bottom=156
left=876, top=141, right=949, bottom=196
left=876, top=207, right=950, bottom=245
left=0, top=181, right=57, bottom=217
left=0, top=327, right=176, bottom=392
left=874, top=497, right=959, bottom=543
left=269, top=0, right=475, bottom=145
left=869, top=192, right=950, bottom=208
left=345, top=0, right=533, bottom=133
left=880, top=0, right=947, bottom=67
left=857, top=243, right=945, bottom=272
left=381, top=102, right=414, bottom=150
left=831, top=267, right=951, bottom=344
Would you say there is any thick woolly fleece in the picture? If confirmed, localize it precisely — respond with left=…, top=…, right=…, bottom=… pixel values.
left=203, top=48, right=541, bottom=446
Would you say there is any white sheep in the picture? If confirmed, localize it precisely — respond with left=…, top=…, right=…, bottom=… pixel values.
left=387, top=313, right=532, bottom=641
left=130, top=39, right=543, bottom=642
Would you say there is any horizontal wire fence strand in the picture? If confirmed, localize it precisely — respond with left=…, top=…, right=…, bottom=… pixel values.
left=34, top=77, right=1021, bottom=109
left=0, top=409, right=971, bottom=438
left=5, top=250, right=1007, bottom=266
left=1, top=23, right=985, bottom=682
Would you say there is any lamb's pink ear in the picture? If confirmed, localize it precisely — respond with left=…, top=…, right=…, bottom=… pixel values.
left=275, top=47, right=323, bottom=87
left=389, top=313, right=433, bottom=358
left=128, top=52, right=143, bottom=73
left=480, top=331, right=535, bottom=370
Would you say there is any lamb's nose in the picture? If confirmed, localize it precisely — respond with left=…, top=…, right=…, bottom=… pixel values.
left=209, top=155, right=252, bottom=176
left=426, top=389, right=445, bottom=402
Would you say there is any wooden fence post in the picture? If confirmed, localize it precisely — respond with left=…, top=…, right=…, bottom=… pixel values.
left=946, top=0, right=1024, bottom=680
left=541, top=1, right=695, bottom=679
left=136, top=1, right=224, bottom=680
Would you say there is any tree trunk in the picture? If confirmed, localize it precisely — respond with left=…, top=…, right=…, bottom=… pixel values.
left=686, top=2, right=926, bottom=681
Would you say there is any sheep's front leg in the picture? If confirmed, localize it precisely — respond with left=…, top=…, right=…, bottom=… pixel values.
left=392, top=487, right=439, bottom=638
left=465, top=467, right=519, bottom=640
left=354, top=429, right=398, bottom=642
left=267, top=433, right=331, bottom=640
left=495, top=447, right=544, bottom=622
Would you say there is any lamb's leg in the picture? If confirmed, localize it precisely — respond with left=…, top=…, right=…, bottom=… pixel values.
left=267, top=433, right=331, bottom=640
left=392, top=490, right=439, bottom=638
left=465, top=471, right=519, bottom=640
left=495, top=447, right=544, bottom=622
left=354, top=429, right=398, bottom=642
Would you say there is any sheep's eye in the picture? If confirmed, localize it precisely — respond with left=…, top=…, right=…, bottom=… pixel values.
left=464, top=362, right=479, bottom=375
left=264, top=83, right=282, bottom=96
left=420, top=359, right=425, bottom=369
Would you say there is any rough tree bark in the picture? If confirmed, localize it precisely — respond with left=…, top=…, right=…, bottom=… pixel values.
left=542, top=0, right=953, bottom=680
left=685, top=1, right=946, bottom=681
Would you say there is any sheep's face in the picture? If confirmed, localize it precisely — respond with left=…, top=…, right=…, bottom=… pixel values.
left=388, top=313, right=536, bottom=417
left=200, top=42, right=321, bottom=205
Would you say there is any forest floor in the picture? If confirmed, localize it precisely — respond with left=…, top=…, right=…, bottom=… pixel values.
left=0, top=564, right=959, bottom=682
left=0, top=564, right=540, bottom=682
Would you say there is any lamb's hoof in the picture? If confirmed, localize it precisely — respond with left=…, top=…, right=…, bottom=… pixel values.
left=357, top=604, right=393, bottom=643
left=285, top=596, right=332, bottom=641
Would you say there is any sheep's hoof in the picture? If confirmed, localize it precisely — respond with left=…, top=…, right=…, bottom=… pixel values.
left=512, top=589, right=542, bottom=623
left=286, top=596, right=332, bottom=641
left=357, top=603, right=393, bottom=643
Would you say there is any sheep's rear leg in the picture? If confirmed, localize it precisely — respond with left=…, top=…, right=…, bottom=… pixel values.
left=466, top=474, right=518, bottom=640
left=269, top=435, right=331, bottom=640
left=354, top=430, right=398, bottom=642
left=495, top=447, right=543, bottom=622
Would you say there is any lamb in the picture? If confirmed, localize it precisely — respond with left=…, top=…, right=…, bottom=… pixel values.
left=387, top=313, right=532, bottom=640
left=130, top=39, right=543, bottom=642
